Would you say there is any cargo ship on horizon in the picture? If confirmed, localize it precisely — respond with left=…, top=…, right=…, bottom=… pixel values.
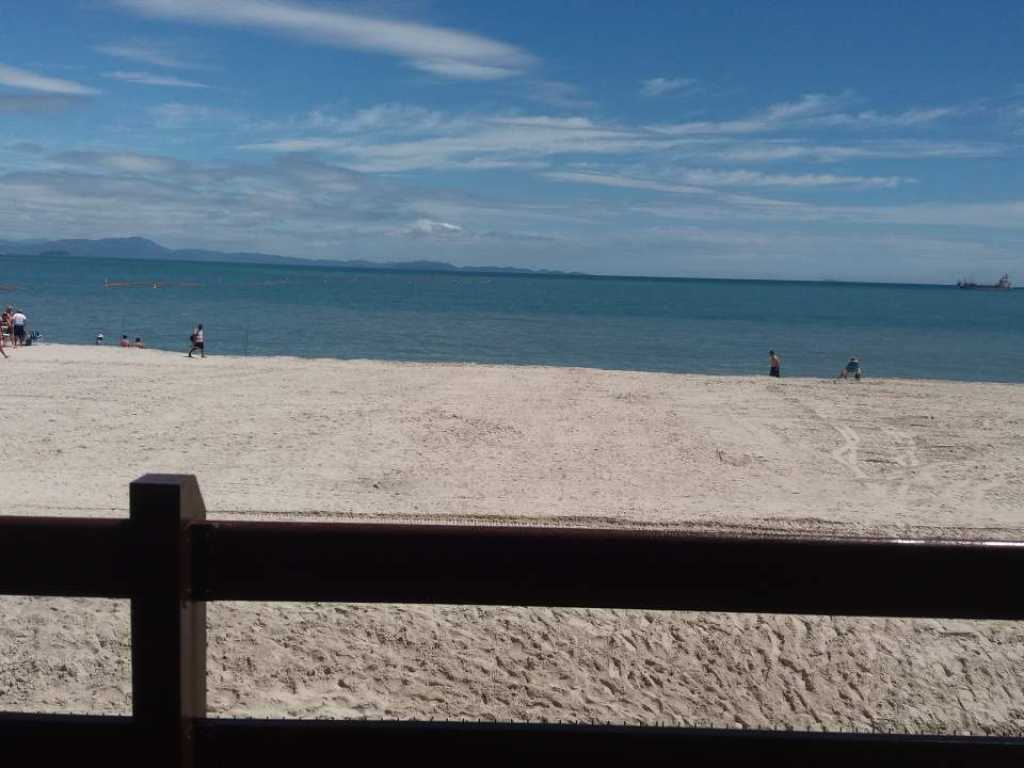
left=957, top=273, right=1012, bottom=290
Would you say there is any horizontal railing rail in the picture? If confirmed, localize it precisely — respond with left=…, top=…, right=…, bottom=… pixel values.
left=194, top=520, right=1024, bottom=618
left=1, top=474, right=1021, bottom=766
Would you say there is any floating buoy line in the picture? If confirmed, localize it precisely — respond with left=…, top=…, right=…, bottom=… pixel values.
left=104, top=279, right=202, bottom=289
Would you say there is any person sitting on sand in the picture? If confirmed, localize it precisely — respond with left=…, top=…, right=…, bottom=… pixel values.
left=120, top=335, right=130, bottom=348
left=188, top=324, right=205, bottom=358
left=769, top=350, right=781, bottom=378
left=133, top=337, right=144, bottom=349
left=838, top=356, right=863, bottom=380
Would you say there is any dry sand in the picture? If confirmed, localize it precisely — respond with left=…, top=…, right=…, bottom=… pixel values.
left=2, top=344, right=1023, bottom=734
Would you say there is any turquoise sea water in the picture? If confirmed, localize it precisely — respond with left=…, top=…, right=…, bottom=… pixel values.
left=2, top=255, right=1022, bottom=383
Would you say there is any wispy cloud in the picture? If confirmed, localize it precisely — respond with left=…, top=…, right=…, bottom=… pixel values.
left=640, top=77, right=696, bottom=97
left=528, top=80, right=595, bottom=110
left=650, top=93, right=960, bottom=136
left=95, top=42, right=197, bottom=70
left=547, top=168, right=914, bottom=191
left=148, top=101, right=243, bottom=127
left=8, top=141, right=46, bottom=154
left=543, top=171, right=710, bottom=196
left=716, top=140, right=1004, bottom=163
left=237, top=96, right=998, bottom=175
left=51, top=150, right=185, bottom=174
left=115, top=0, right=536, bottom=80
left=406, top=218, right=463, bottom=238
left=240, top=113, right=673, bottom=172
left=104, top=70, right=209, bottom=88
left=0, top=63, right=97, bottom=95
left=678, top=168, right=913, bottom=189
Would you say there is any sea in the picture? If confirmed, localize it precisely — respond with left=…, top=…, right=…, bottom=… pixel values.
left=2, top=254, right=1022, bottom=383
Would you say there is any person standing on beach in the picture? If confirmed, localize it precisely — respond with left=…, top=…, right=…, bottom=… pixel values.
left=11, top=309, right=26, bottom=348
left=188, top=324, right=205, bottom=358
left=769, top=350, right=781, bottom=378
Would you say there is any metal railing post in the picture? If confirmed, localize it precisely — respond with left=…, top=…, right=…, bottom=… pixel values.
left=130, top=475, right=207, bottom=768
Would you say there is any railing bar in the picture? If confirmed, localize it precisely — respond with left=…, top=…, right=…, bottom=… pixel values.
left=193, top=521, right=1024, bottom=619
left=196, top=719, right=1024, bottom=764
left=0, top=517, right=132, bottom=597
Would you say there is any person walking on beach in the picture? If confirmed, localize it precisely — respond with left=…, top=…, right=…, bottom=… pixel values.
left=769, top=350, right=781, bottom=378
left=188, top=323, right=205, bottom=358
left=11, top=309, right=27, bottom=348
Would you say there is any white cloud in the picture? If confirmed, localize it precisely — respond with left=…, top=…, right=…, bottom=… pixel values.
left=640, top=77, right=696, bottom=97
left=716, top=140, right=1004, bottom=163
left=52, top=150, right=183, bottom=174
left=104, top=71, right=209, bottom=88
left=239, top=98, right=993, bottom=175
left=241, top=113, right=676, bottom=172
left=544, top=168, right=913, bottom=193
left=811, top=106, right=963, bottom=128
left=0, top=63, right=97, bottom=95
left=407, top=218, right=463, bottom=237
left=410, top=59, right=518, bottom=81
left=650, top=93, right=961, bottom=136
left=115, top=0, right=536, bottom=80
left=528, top=81, right=594, bottom=110
left=149, top=102, right=242, bottom=127
left=95, top=43, right=196, bottom=69
left=542, top=171, right=710, bottom=196
left=678, top=168, right=914, bottom=189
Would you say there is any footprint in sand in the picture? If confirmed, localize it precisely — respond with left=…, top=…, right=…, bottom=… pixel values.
left=831, top=424, right=868, bottom=479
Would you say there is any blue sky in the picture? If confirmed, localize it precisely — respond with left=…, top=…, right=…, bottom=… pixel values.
left=0, top=0, right=1021, bottom=281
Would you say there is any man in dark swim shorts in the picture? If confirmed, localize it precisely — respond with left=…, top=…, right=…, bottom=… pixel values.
left=769, top=350, right=781, bottom=377
left=188, top=323, right=205, bottom=358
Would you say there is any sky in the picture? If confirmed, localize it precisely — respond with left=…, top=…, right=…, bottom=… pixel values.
left=0, top=1, right=1022, bottom=282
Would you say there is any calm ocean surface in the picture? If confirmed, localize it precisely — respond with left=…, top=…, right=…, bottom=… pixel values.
left=2, top=255, right=1022, bottom=383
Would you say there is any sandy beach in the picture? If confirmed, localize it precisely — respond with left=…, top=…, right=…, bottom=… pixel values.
left=2, top=344, right=1023, bottom=734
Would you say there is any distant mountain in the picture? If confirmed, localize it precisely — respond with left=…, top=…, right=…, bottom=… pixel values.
left=0, top=236, right=575, bottom=276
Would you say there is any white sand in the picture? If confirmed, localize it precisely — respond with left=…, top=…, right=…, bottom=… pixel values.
left=2, top=344, right=1023, bottom=733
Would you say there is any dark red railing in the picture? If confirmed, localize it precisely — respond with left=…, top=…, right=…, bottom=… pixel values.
left=1, top=475, right=1022, bottom=766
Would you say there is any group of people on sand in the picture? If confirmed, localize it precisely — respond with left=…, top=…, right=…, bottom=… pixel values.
left=767, top=350, right=863, bottom=380
left=91, top=323, right=204, bottom=357
left=1, top=305, right=31, bottom=359
left=95, top=331, right=144, bottom=348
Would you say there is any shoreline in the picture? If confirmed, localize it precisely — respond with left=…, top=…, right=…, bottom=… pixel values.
left=10, top=342, right=1024, bottom=388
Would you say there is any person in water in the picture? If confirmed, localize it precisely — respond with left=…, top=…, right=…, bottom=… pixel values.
left=188, top=324, right=205, bottom=358
left=838, top=356, right=863, bottom=380
left=769, top=350, right=781, bottom=378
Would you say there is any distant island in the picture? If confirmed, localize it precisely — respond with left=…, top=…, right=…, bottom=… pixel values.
left=0, top=236, right=576, bottom=276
